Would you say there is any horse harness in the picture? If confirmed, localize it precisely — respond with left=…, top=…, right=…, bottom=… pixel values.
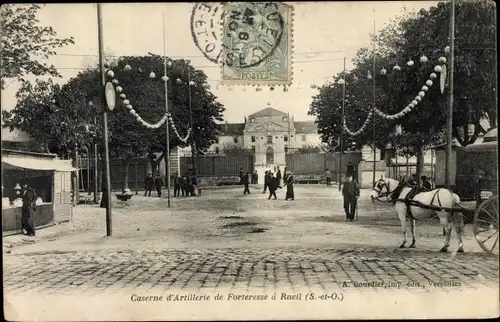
left=402, top=188, right=445, bottom=220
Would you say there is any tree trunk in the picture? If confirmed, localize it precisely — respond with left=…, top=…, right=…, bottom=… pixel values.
left=123, top=157, right=131, bottom=191
left=415, top=146, right=424, bottom=187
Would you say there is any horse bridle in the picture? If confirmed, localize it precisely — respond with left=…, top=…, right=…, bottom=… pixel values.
left=372, top=179, right=393, bottom=202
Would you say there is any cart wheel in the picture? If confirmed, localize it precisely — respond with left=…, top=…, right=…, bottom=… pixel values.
left=473, top=196, right=499, bottom=256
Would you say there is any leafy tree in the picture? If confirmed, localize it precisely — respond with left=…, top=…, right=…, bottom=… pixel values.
left=297, top=143, right=321, bottom=154
left=0, top=4, right=74, bottom=89
left=222, top=142, right=250, bottom=155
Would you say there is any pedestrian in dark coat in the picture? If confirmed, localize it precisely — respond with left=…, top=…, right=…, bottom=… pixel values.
left=154, top=175, right=163, bottom=197
left=253, top=170, right=258, bottom=184
left=243, top=172, right=251, bottom=194
left=268, top=173, right=278, bottom=200
left=342, top=175, right=359, bottom=222
left=21, top=184, right=37, bottom=236
left=239, top=168, right=244, bottom=184
left=173, top=175, right=181, bottom=197
left=262, top=171, right=270, bottom=194
left=285, top=173, right=295, bottom=201
left=181, top=175, right=189, bottom=196
left=276, top=167, right=282, bottom=188
left=144, top=173, right=153, bottom=197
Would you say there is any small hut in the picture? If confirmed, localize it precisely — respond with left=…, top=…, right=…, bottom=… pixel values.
left=1, top=149, right=76, bottom=236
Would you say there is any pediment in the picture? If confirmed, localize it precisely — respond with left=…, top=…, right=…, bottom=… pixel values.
left=244, top=120, right=291, bottom=133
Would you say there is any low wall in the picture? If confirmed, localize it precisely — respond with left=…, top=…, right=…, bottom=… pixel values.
left=197, top=176, right=241, bottom=187
left=2, top=203, right=53, bottom=232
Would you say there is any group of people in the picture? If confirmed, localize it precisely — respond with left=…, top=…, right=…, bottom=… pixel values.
left=240, top=166, right=295, bottom=201
left=143, top=172, right=199, bottom=197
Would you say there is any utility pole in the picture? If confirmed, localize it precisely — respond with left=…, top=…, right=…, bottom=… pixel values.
left=188, top=71, right=197, bottom=183
left=97, top=3, right=112, bottom=236
left=372, top=19, right=377, bottom=187
left=93, top=115, right=99, bottom=204
left=339, top=57, right=346, bottom=191
left=163, top=12, right=171, bottom=208
left=445, top=0, right=455, bottom=188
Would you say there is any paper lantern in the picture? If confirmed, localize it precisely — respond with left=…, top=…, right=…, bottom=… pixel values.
left=126, top=104, right=133, bottom=110
left=426, top=80, right=433, bottom=86
left=438, top=57, right=447, bottom=64
left=380, top=68, right=387, bottom=75
left=123, top=64, right=132, bottom=71
left=404, top=107, right=411, bottom=112
left=129, top=109, right=136, bottom=114
left=338, top=79, right=345, bottom=85
left=421, top=85, right=429, bottom=92
left=409, top=103, right=415, bottom=108
left=120, top=93, right=126, bottom=99
left=430, top=73, right=437, bottom=80
left=420, top=55, right=428, bottom=63
left=116, top=86, right=123, bottom=93
left=412, top=100, right=418, bottom=105
left=149, top=72, right=156, bottom=79
left=106, top=70, right=115, bottom=78
left=123, top=99, right=130, bottom=105
left=176, top=78, right=182, bottom=84
left=367, top=71, right=372, bottom=79
left=189, top=81, right=195, bottom=86
left=112, top=79, right=119, bottom=85
left=415, top=96, right=422, bottom=102
left=167, top=61, right=172, bottom=67
left=434, top=65, right=442, bottom=73
left=418, top=91, right=425, bottom=98
left=407, top=60, right=414, bottom=66
left=444, top=46, right=450, bottom=55
left=393, top=64, right=401, bottom=71
left=161, top=75, right=169, bottom=82
left=104, top=61, right=110, bottom=68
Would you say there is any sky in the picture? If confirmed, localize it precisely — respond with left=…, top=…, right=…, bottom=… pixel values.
left=1, top=1, right=438, bottom=123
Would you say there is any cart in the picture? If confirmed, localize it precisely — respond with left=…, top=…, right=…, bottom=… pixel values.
left=472, top=192, right=499, bottom=255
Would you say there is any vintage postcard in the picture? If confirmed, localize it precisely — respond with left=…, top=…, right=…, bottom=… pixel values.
left=2, top=1, right=499, bottom=321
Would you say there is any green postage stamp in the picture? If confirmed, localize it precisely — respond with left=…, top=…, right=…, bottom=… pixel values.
left=221, top=2, right=293, bottom=86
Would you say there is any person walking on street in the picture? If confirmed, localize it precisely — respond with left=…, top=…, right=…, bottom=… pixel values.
left=342, top=174, right=359, bottom=222
left=285, top=172, right=295, bottom=201
left=243, top=171, right=251, bottom=194
left=173, top=175, right=181, bottom=197
left=154, top=174, right=163, bottom=197
left=144, top=173, right=153, bottom=197
left=263, top=171, right=270, bottom=194
left=268, top=173, right=278, bottom=200
left=325, top=168, right=332, bottom=186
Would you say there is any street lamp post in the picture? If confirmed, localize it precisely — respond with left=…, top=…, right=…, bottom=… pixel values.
left=162, top=13, right=171, bottom=208
left=338, top=57, right=346, bottom=191
left=187, top=72, right=197, bottom=183
left=371, top=20, right=377, bottom=187
left=445, top=0, right=456, bottom=188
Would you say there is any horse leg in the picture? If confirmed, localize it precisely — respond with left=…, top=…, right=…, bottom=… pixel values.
left=452, top=212, right=465, bottom=253
left=438, top=212, right=452, bottom=252
left=409, top=219, right=416, bottom=248
left=398, top=210, right=408, bottom=248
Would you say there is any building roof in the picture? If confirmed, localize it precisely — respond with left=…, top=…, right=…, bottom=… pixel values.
left=248, top=107, right=288, bottom=118
left=294, top=121, right=318, bottom=134
left=217, top=123, right=245, bottom=136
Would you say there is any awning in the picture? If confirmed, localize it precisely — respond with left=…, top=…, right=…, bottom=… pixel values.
left=1, top=155, right=77, bottom=172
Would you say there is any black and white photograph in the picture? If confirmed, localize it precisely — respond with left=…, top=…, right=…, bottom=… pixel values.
left=1, top=1, right=498, bottom=320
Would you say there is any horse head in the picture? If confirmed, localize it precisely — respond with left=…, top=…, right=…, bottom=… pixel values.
left=370, top=176, right=399, bottom=203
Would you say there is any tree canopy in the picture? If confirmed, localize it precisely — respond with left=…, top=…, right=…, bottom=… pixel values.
left=0, top=4, right=74, bottom=89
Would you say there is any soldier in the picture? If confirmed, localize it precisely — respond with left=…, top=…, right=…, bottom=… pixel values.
left=342, top=174, right=359, bottom=222
left=144, top=173, right=153, bottom=197
left=262, top=171, right=270, bottom=194
left=243, top=171, right=251, bottom=194
left=154, top=174, right=163, bottom=197
left=173, top=175, right=181, bottom=197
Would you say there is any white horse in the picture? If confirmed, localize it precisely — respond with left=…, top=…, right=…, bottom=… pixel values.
left=370, top=176, right=465, bottom=253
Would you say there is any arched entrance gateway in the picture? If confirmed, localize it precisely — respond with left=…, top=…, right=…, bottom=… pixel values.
left=266, top=147, right=274, bottom=165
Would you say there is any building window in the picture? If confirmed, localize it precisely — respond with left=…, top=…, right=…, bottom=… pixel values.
left=215, top=147, right=220, bottom=154
left=251, top=146, right=256, bottom=153
left=251, top=136, right=256, bottom=143
left=301, top=134, right=306, bottom=142
left=267, top=135, right=273, bottom=144
left=250, top=118, right=255, bottom=123
left=284, top=135, right=288, bottom=142
left=233, top=137, right=238, bottom=143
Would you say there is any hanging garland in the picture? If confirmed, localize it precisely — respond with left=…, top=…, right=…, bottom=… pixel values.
left=104, top=62, right=192, bottom=143
left=343, top=112, right=373, bottom=136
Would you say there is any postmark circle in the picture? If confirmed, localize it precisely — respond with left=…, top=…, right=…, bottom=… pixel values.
left=190, top=3, right=226, bottom=64
left=223, top=3, right=285, bottom=69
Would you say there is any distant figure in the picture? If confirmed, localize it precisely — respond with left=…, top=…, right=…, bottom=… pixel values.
left=346, top=162, right=355, bottom=180
left=407, top=174, right=418, bottom=187
left=268, top=173, right=279, bottom=200
left=421, top=175, right=432, bottom=191
left=285, top=172, right=295, bottom=201
left=276, top=166, right=282, bottom=188
left=342, top=175, right=359, bottom=222
left=325, top=168, right=332, bottom=186
left=154, top=174, right=163, bottom=197
left=144, top=173, right=153, bottom=197
left=253, top=170, right=259, bottom=184
left=243, top=172, right=251, bottom=194
left=239, top=168, right=244, bottom=184
left=263, top=171, right=270, bottom=194
left=181, top=174, right=189, bottom=196
left=21, top=184, right=37, bottom=236
left=190, top=175, right=198, bottom=196
left=174, top=175, right=181, bottom=197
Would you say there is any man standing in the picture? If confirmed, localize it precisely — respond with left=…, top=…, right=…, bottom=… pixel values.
left=421, top=175, right=432, bottom=191
left=253, top=170, right=259, bottom=184
left=173, top=175, right=181, bottom=197
left=276, top=166, right=282, bottom=188
left=181, top=174, right=189, bottom=197
left=154, top=174, right=163, bottom=197
left=268, top=173, right=278, bottom=200
left=263, top=171, right=270, bottom=194
left=325, top=168, right=332, bottom=186
left=243, top=171, right=251, bottom=194
left=21, top=184, right=37, bottom=236
left=144, top=173, right=153, bottom=197
left=239, top=168, right=244, bottom=184
left=342, top=175, right=359, bottom=222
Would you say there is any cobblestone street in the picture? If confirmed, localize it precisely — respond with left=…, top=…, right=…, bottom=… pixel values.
left=4, top=186, right=499, bottom=319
